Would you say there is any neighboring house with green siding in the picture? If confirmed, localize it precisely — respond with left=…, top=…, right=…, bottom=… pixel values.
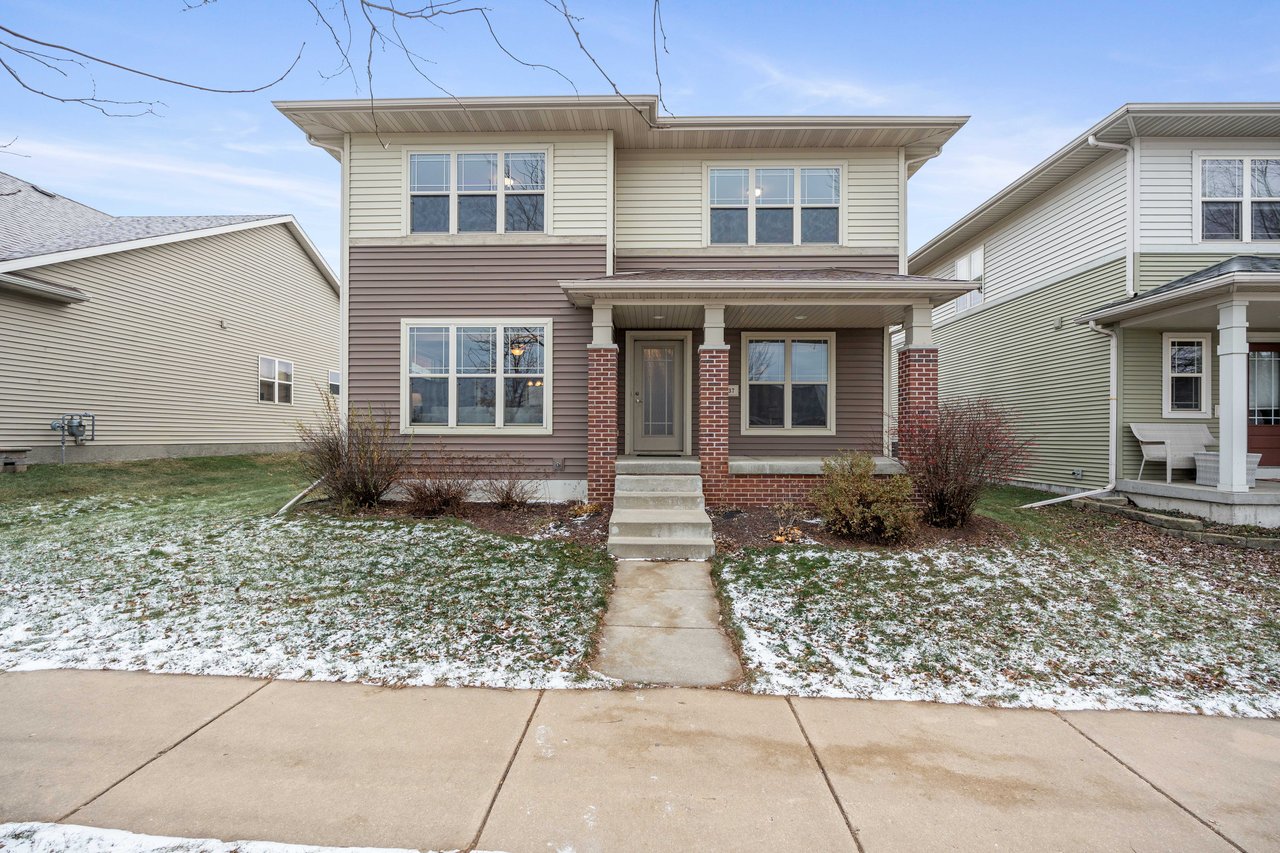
left=904, top=103, right=1280, bottom=526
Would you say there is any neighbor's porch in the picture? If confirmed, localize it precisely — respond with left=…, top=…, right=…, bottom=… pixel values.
left=561, top=268, right=972, bottom=504
left=1081, top=257, right=1280, bottom=526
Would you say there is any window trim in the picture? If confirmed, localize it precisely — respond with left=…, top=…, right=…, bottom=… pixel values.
left=739, top=332, right=837, bottom=435
left=704, top=162, right=845, bottom=247
left=1193, top=152, right=1280, bottom=244
left=258, top=355, right=294, bottom=405
left=404, top=145, right=553, bottom=237
left=400, top=317, right=554, bottom=435
left=951, top=245, right=985, bottom=314
left=1161, top=332, right=1213, bottom=419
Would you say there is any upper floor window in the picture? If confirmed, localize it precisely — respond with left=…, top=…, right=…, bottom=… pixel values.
left=409, top=151, right=546, bottom=235
left=952, top=246, right=984, bottom=312
left=1201, top=157, right=1280, bottom=242
left=708, top=166, right=840, bottom=246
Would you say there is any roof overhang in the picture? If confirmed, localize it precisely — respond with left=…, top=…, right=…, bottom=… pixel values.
left=274, top=95, right=967, bottom=173
left=1078, top=272, right=1280, bottom=326
left=910, top=102, right=1280, bottom=272
left=561, top=277, right=976, bottom=309
left=0, top=216, right=340, bottom=294
left=0, top=271, right=88, bottom=303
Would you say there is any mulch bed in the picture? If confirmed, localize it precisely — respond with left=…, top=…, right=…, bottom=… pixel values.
left=706, top=505, right=1013, bottom=554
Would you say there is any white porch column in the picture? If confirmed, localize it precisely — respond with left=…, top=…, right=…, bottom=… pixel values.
left=702, top=304, right=727, bottom=348
left=591, top=303, right=615, bottom=347
left=1217, top=299, right=1250, bottom=492
left=903, top=303, right=934, bottom=348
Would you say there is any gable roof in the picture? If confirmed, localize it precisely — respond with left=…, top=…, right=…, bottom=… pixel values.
left=274, top=94, right=968, bottom=175
left=0, top=171, right=338, bottom=292
left=1079, top=255, right=1280, bottom=325
left=909, top=103, right=1280, bottom=273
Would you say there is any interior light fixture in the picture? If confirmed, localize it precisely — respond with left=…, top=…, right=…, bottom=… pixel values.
left=795, top=314, right=808, bottom=320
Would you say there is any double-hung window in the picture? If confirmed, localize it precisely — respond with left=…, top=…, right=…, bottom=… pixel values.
left=742, top=333, right=835, bottom=432
left=259, top=356, right=293, bottom=404
left=404, top=320, right=551, bottom=432
left=327, top=370, right=342, bottom=397
left=708, top=166, right=841, bottom=246
left=1162, top=333, right=1211, bottom=418
left=409, top=151, right=547, bottom=235
left=953, top=246, right=985, bottom=312
left=1200, top=156, right=1280, bottom=241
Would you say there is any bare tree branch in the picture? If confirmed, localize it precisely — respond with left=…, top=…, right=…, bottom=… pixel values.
left=543, top=0, right=657, bottom=127
left=652, top=0, right=669, bottom=115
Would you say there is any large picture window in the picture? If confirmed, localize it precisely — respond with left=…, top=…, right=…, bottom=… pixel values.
left=409, top=150, right=547, bottom=235
left=741, top=333, right=835, bottom=433
left=1200, top=156, right=1280, bottom=242
left=709, top=165, right=841, bottom=246
left=403, top=319, right=551, bottom=432
left=1162, top=333, right=1212, bottom=418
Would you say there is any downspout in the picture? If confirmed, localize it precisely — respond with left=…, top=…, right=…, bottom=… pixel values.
left=1021, top=320, right=1118, bottom=508
left=1087, top=135, right=1136, bottom=296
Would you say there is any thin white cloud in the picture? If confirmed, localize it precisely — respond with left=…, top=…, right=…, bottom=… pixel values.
left=736, top=55, right=896, bottom=110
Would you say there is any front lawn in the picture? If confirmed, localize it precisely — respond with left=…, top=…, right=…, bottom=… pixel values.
left=0, top=455, right=614, bottom=688
left=715, top=487, right=1280, bottom=716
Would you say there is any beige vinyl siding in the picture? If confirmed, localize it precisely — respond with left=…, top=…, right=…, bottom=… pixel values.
left=614, top=254, right=900, bottom=274
left=933, top=259, right=1128, bottom=490
left=0, top=225, right=339, bottom=453
left=347, top=132, right=609, bottom=239
left=614, top=148, right=901, bottom=255
left=1138, top=138, right=1280, bottom=247
left=727, top=328, right=884, bottom=456
left=1118, top=327, right=1219, bottom=480
left=347, top=243, right=607, bottom=479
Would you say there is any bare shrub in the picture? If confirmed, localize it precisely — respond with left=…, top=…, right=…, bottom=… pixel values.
left=475, top=453, right=543, bottom=509
left=898, top=397, right=1032, bottom=528
left=403, top=443, right=479, bottom=516
left=297, top=395, right=407, bottom=510
left=771, top=501, right=805, bottom=543
left=810, top=451, right=918, bottom=544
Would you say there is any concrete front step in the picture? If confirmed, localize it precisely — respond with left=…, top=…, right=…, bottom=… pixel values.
left=607, top=536, right=716, bottom=561
left=613, top=490, right=706, bottom=511
left=615, top=456, right=702, bottom=475
left=614, top=473, right=703, bottom=494
left=609, top=509, right=714, bottom=540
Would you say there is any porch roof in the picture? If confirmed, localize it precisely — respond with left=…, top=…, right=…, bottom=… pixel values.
left=1077, top=256, right=1280, bottom=326
left=560, top=266, right=976, bottom=309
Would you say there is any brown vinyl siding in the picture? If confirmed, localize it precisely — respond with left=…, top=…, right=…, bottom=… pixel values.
left=615, top=254, right=900, bottom=274
left=727, top=328, right=884, bottom=456
left=347, top=243, right=606, bottom=478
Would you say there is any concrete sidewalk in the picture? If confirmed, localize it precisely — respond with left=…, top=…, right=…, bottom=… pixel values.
left=1, top=670, right=1276, bottom=852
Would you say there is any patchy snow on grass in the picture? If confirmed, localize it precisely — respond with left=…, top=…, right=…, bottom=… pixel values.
left=0, top=495, right=614, bottom=689
left=0, top=822, right=438, bottom=852
left=716, top=542, right=1280, bottom=717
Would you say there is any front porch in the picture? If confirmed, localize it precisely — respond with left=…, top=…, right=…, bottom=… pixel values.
left=563, top=267, right=971, bottom=507
left=1082, top=256, right=1280, bottom=526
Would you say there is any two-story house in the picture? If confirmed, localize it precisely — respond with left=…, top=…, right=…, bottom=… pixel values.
left=276, top=95, right=972, bottom=556
left=908, top=102, right=1280, bottom=526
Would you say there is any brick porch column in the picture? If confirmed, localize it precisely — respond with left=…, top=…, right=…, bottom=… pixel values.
left=897, top=304, right=939, bottom=465
left=587, top=304, right=618, bottom=504
left=699, top=305, right=731, bottom=504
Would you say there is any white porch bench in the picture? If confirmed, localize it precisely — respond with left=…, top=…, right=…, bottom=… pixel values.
left=1129, top=423, right=1216, bottom=483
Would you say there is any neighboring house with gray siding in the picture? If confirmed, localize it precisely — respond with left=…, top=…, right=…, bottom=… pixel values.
left=0, top=172, right=340, bottom=464
left=906, top=103, right=1280, bottom=526
left=276, top=95, right=972, bottom=512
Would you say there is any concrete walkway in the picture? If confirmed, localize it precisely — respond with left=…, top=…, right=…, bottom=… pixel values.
left=591, top=560, right=742, bottom=686
left=2, top=670, right=1278, bottom=853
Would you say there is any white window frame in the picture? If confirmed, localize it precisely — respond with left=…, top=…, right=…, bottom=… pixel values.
left=400, top=317, right=553, bottom=435
left=404, top=145, right=553, bottom=237
left=704, top=163, right=844, bottom=247
left=952, top=245, right=985, bottom=313
left=327, top=369, right=342, bottom=397
left=739, top=332, right=837, bottom=435
left=258, top=355, right=294, bottom=405
left=1193, top=153, right=1280, bottom=243
left=1161, top=332, right=1212, bottom=419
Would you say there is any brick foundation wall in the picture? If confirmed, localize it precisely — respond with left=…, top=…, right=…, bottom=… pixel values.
left=897, top=347, right=939, bottom=466
left=587, top=346, right=619, bottom=504
left=711, top=474, right=823, bottom=508
left=698, top=346, right=731, bottom=503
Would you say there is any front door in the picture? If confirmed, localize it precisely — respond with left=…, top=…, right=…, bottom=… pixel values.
left=1249, top=343, right=1280, bottom=466
left=632, top=339, right=684, bottom=455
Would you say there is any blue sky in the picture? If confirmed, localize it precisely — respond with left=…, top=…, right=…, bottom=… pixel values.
left=3, top=0, right=1277, bottom=269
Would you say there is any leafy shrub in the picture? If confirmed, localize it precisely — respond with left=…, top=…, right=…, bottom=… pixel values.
left=476, top=453, right=542, bottom=509
left=898, top=397, right=1032, bottom=528
left=403, top=445, right=478, bottom=516
left=810, top=451, right=918, bottom=543
left=297, top=395, right=408, bottom=510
